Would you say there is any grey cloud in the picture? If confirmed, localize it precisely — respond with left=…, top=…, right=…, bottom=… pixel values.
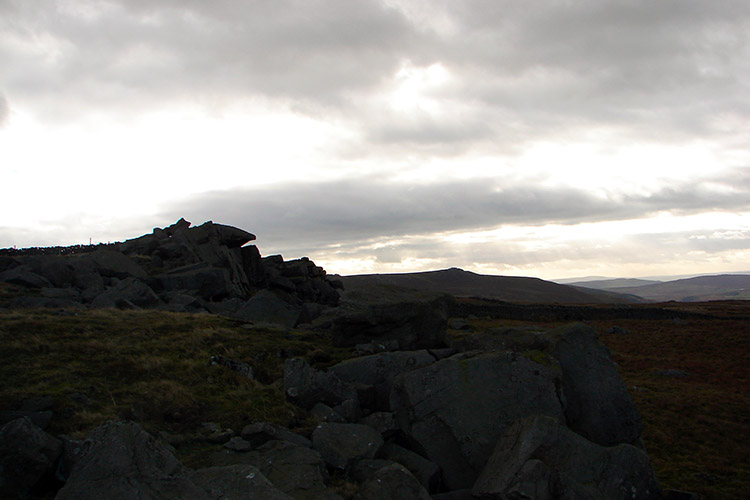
left=159, top=176, right=748, bottom=254
left=0, top=93, right=7, bottom=126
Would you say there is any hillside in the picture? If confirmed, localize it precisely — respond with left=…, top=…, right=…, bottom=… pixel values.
left=568, top=278, right=662, bottom=290
left=339, top=267, right=643, bottom=304
left=607, top=274, right=750, bottom=302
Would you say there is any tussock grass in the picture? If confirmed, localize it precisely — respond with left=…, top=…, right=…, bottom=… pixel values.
left=0, top=308, right=351, bottom=441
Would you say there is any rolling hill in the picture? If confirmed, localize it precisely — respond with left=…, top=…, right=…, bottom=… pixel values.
left=337, top=268, right=643, bottom=304
left=608, top=274, right=750, bottom=302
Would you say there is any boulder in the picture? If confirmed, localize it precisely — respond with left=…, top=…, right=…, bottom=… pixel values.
left=312, top=422, right=384, bottom=471
left=55, top=420, right=208, bottom=500
left=378, top=441, right=441, bottom=492
left=332, top=286, right=450, bottom=349
left=349, top=458, right=395, bottom=482
left=189, top=464, right=294, bottom=500
left=88, top=249, right=148, bottom=280
left=0, top=266, right=51, bottom=288
left=223, top=439, right=342, bottom=500
left=228, top=289, right=301, bottom=328
left=389, top=351, right=565, bottom=490
left=90, top=278, right=161, bottom=308
left=157, top=265, right=234, bottom=301
left=353, top=463, right=432, bottom=500
left=329, top=350, right=437, bottom=411
left=241, top=422, right=312, bottom=449
left=539, top=324, right=643, bottom=446
left=472, top=415, right=662, bottom=500
left=283, top=358, right=359, bottom=410
left=457, top=324, right=644, bottom=447
left=0, top=417, right=63, bottom=499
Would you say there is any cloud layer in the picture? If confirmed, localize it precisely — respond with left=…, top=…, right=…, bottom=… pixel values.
left=1, top=0, right=749, bottom=277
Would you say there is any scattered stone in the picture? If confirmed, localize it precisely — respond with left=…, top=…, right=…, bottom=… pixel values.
left=607, top=325, right=630, bottom=335
left=449, top=318, right=472, bottom=330
left=311, top=402, right=346, bottom=423
left=206, top=429, right=234, bottom=444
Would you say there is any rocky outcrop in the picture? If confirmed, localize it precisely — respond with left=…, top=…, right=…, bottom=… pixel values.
left=1, top=219, right=341, bottom=327
left=0, top=417, right=63, bottom=499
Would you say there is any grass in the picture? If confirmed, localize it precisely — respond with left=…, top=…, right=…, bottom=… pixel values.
left=0, top=307, right=352, bottom=444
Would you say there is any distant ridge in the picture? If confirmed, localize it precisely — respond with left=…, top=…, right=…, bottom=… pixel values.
left=338, top=268, right=643, bottom=304
left=610, top=274, right=750, bottom=302
left=567, top=278, right=662, bottom=290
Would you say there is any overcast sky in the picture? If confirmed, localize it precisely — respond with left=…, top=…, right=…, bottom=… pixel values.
left=1, top=0, right=749, bottom=279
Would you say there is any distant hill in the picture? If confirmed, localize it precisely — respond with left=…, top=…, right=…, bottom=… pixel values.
left=338, top=268, right=643, bottom=304
left=610, top=274, right=750, bottom=302
left=567, top=278, right=662, bottom=290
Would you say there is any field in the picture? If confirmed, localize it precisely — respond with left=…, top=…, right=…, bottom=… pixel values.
left=0, top=291, right=748, bottom=499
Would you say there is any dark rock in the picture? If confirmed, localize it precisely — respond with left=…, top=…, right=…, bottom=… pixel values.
left=232, top=439, right=342, bottom=500
left=0, top=417, right=63, bottom=499
left=332, top=398, right=361, bottom=422
left=546, top=324, right=643, bottom=446
left=353, top=463, right=432, bottom=500
left=349, top=458, right=395, bottom=482
left=389, top=350, right=565, bottom=490
left=448, top=318, right=472, bottom=330
left=312, top=422, right=384, bottom=471
left=472, top=415, right=662, bottom=500
left=359, top=412, right=399, bottom=438
left=206, top=429, right=234, bottom=444
left=0, top=266, right=51, bottom=288
left=310, top=402, right=346, bottom=423
left=55, top=421, right=207, bottom=500
left=328, top=350, right=437, bottom=411
left=283, top=358, right=359, bottom=410
left=90, top=277, right=161, bottom=308
left=378, top=441, right=441, bottom=492
left=332, top=287, right=450, bottom=350
left=228, top=289, right=301, bottom=328
left=665, top=489, right=701, bottom=500
left=157, top=265, right=233, bottom=301
left=0, top=410, right=54, bottom=430
left=55, top=434, right=84, bottom=482
left=189, top=464, right=295, bottom=500
left=223, top=436, right=253, bottom=452
left=209, top=355, right=254, bottom=379
left=431, top=489, right=475, bottom=500
left=88, top=249, right=148, bottom=279
left=241, top=422, right=312, bottom=449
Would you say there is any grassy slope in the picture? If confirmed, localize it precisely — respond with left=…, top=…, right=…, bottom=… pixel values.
left=1, top=290, right=747, bottom=499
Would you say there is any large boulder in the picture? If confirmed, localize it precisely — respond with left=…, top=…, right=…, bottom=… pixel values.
left=189, top=464, right=294, bottom=500
left=214, top=439, right=342, bottom=500
left=311, top=422, right=384, bottom=471
left=475, top=324, right=643, bottom=446
left=389, top=350, right=565, bottom=490
left=472, top=415, right=662, bottom=500
left=90, top=277, right=161, bottom=308
left=283, top=358, right=359, bottom=410
left=332, top=286, right=451, bottom=350
left=55, top=421, right=208, bottom=500
left=88, top=250, right=148, bottom=280
left=228, top=289, right=301, bottom=328
left=0, top=417, right=62, bottom=499
left=328, top=350, right=438, bottom=411
left=353, top=463, right=432, bottom=500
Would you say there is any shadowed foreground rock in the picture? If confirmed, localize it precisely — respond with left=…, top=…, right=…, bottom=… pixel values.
left=473, top=415, right=662, bottom=500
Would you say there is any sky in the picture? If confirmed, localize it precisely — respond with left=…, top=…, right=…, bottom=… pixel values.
left=1, top=0, right=749, bottom=280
